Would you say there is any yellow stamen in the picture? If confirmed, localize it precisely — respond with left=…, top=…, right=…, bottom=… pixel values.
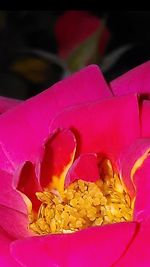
left=29, top=160, right=133, bottom=235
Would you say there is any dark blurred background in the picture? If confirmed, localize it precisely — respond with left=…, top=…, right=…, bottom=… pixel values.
left=0, top=11, right=150, bottom=100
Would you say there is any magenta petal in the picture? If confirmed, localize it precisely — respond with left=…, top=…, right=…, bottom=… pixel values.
left=0, top=96, right=21, bottom=114
left=0, top=65, right=111, bottom=174
left=110, top=61, right=150, bottom=96
left=114, top=218, right=150, bottom=267
left=0, top=169, right=31, bottom=238
left=118, top=139, right=150, bottom=198
left=40, top=129, right=76, bottom=188
left=0, top=205, right=31, bottom=239
left=134, top=156, right=150, bottom=221
left=11, top=222, right=136, bottom=267
left=50, top=94, right=140, bottom=165
left=141, top=100, right=150, bottom=137
left=0, top=227, right=20, bottom=267
left=0, top=169, right=27, bottom=214
left=65, top=153, right=99, bottom=186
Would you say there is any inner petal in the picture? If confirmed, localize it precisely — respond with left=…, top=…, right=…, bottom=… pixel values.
left=29, top=159, right=133, bottom=235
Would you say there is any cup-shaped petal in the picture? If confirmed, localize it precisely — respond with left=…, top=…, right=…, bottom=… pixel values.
left=0, top=227, right=20, bottom=267
left=110, top=61, right=150, bottom=97
left=50, top=94, right=140, bottom=167
left=0, top=65, right=111, bottom=174
left=11, top=222, right=137, bottom=267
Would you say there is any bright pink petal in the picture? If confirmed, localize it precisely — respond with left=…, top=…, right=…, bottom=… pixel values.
left=0, top=96, right=21, bottom=114
left=134, top=156, right=150, bottom=221
left=0, top=65, right=111, bottom=174
left=65, top=153, right=100, bottom=187
left=118, top=139, right=150, bottom=198
left=114, top=218, right=150, bottom=267
left=50, top=94, right=140, bottom=166
left=141, top=100, right=150, bottom=137
left=0, top=169, right=27, bottom=213
left=0, top=205, right=31, bottom=239
left=110, top=61, right=150, bottom=96
left=40, top=129, right=76, bottom=189
left=0, top=227, right=20, bottom=267
left=0, top=170, right=31, bottom=238
left=11, top=222, right=136, bottom=267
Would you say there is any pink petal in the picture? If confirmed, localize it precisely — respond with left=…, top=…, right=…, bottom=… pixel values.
left=50, top=94, right=140, bottom=166
left=114, top=218, right=150, bottom=267
left=0, top=227, right=20, bottom=267
left=0, top=65, right=111, bottom=174
left=40, top=129, right=76, bottom=188
left=133, top=156, right=150, bottom=222
left=17, top=161, right=42, bottom=212
left=65, top=153, right=100, bottom=187
left=0, top=205, right=31, bottom=239
left=11, top=222, right=136, bottom=267
left=141, top=100, right=150, bottom=137
left=110, top=61, right=150, bottom=96
left=118, top=139, right=150, bottom=198
left=0, top=169, right=31, bottom=238
left=0, top=96, right=21, bottom=114
left=0, top=169, right=27, bottom=213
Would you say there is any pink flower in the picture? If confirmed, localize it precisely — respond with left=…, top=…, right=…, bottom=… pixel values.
left=0, top=62, right=150, bottom=266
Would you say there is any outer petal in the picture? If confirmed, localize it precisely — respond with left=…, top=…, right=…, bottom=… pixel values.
left=0, top=227, right=20, bottom=267
left=120, top=137, right=150, bottom=222
left=11, top=222, right=137, bottom=267
left=65, top=153, right=100, bottom=186
left=0, top=96, right=21, bottom=114
left=50, top=94, right=140, bottom=166
left=114, top=218, right=150, bottom=267
left=0, top=169, right=26, bottom=213
left=0, top=169, right=32, bottom=238
left=0, top=205, right=30, bottom=239
left=0, top=65, right=111, bottom=174
left=141, top=100, right=150, bottom=137
left=118, top=138, right=150, bottom=198
left=134, top=156, right=150, bottom=221
left=110, top=61, right=150, bottom=96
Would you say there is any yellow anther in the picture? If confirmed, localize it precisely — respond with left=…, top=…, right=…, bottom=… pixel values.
left=36, top=191, right=53, bottom=203
left=29, top=160, right=133, bottom=235
left=50, top=219, right=56, bottom=233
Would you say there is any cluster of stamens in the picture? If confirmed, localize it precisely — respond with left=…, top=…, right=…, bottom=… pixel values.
left=29, top=160, right=133, bottom=235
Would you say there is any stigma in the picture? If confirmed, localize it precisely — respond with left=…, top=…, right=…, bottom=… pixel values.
left=29, top=160, right=133, bottom=235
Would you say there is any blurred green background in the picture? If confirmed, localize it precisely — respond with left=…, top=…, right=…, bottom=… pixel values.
left=0, top=11, right=150, bottom=100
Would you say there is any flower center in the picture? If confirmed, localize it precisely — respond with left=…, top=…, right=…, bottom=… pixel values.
left=29, top=160, right=133, bottom=235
